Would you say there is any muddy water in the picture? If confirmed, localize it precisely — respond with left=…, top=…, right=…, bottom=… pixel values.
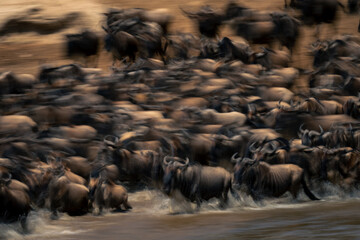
left=2, top=187, right=360, bottom=240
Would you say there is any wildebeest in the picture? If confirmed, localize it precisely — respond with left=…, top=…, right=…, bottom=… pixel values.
left=248, top=138, right=290, bottom=164
left=232, top=155, right=320, bottom=200
left=297, top=0, right=345, bottom=38
left=0, top=115, right=37, bottom=137
left=102, top=137, right=163, bottom=185
left=223, top=1, right=251, bottom=20
left=162, top=156, right=234, bottom=208
left=181, top=5, right=224, bottom=38
left=103, top=27, right=139, bottom=65
left=0, top=173, right=31, bottom=228
left=270, top=12, right=300, bottom=54
left=253, top=47, right=291, bottom=69
left=105, top=8, right=173, bottom=35
left=48, top=175, right=89, bottom=217
left=348, top=0, right=360, bottom=12
left=218, top=37, right=253, bottom=63
left=89, top=176, right=132, bottom=214
left=226, top=5, right=299, bottom=53
left=105, top=17, right=166, bottom=62
left=65, top=30, right=100, bottom=67
left=229, top=19, right=275, bottom=45
left=0, top=71, right=38, bottom=95
left=312, top=38, right=360, bottom=68
left=166, top=33, right=200, bottom=59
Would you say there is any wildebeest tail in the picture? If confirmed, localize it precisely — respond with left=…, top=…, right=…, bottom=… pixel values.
left=301, top=176, right=320, bottom=200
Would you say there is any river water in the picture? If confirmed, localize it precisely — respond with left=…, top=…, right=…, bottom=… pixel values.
left=2, top=184, right=360, bottom=240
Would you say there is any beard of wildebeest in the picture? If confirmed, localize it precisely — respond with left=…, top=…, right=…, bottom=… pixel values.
left=162, top=165, right=176, bottom=196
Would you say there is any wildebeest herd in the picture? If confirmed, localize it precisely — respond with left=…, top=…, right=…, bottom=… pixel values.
left=1, top=0, right=360, bottom=232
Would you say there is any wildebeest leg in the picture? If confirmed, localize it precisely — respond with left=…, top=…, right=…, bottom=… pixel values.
left=123, top=199, right=132, bottom=210
left=20, top=214, right=28, bottom=233
left=230, top=185, right=240, bottom=201
left=195, top=197, right=202, bottom=210
left=190, top=184, right=201, bottom=209
left=112, top=56, right=117, bottom=66
left=219, top=191, right=229, bottom=209
left=290, top=178, right=301, bottom=199
left=330, top=22, right=338, bottom=36
left=314, top=25, right=320, bottom=40
left=50, top=199, right=60, bottom=220
left=122, top=57, right=128, bottom=65
left=250, top=190, right=261, bottom=201
left=301, top=176, right=320, bottom=200
left=358, top=20, right=360, bottom=32
left=129, top=53, right=136, bottom=63
left=93, top=53, right=100, bottom=68
left=84, top=56, right=89, bottom=68
left=289, top=0, right=296, bottom=8
left=50, top=210, right=59, bottom=220
left=284, top=0, right=288, bottom=8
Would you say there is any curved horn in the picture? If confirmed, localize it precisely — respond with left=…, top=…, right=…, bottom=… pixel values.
left=265, top=141, right=277, bottom=154
left=249, top=142, right=260, bottom=153
left=319, top=125, right=324, bottom=134
left=163, top=156, right=173, bottom=166
left=184, top=157, right=189, bottom=166
left=231, top=152, right=242, bottom=163
left=3, top=173, right=12, bottom=183
left=247, top=159, right=258, bottom=166
left=104, top=135, right=117, bottom=146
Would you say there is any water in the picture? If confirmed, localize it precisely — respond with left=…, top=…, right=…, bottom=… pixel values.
left=2, top=186, right=360, bottom=240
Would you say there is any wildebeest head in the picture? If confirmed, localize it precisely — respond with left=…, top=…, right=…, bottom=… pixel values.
left=311, top=40, right=330, bottom=68
left=299, top=124, right=324, bottom=146
left=218, top=37, right=252, bottom=63
left=65, top=30, right=99, bottom=58
left=223, top=1, right=249, bottom=20
left=162, top=156, right=189, bottom=195
left=218, top=37, right=232, bottom=58
left=181, top=5, right=224, bottom=38
left=248, top=138, right=290, bottom=163
left=103, top=27, right=116, bottom=52
left=232, top=153, right=258, bottom=186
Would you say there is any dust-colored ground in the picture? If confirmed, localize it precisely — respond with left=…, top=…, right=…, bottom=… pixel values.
left=0, top=0, right=358, bottom=75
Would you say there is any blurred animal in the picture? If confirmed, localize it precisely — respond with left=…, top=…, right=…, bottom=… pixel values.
left=0, top=173, right=31, bottom=228
left=218, top=37, right=253, bottom=63
left=89, top=176, right=132, bottom=214
left=162, top=156, right=234, bottom=208
left=65, top=30, right=100, bottom=67
left=48, top=175, right=89, bottom=217
left=232, top=156, right=320, bottom=200
left=181, top=5, right=224, bottom=38
left=103, top=27, right=139, bottom=65
left=297, top=0, right=345, bottom=38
